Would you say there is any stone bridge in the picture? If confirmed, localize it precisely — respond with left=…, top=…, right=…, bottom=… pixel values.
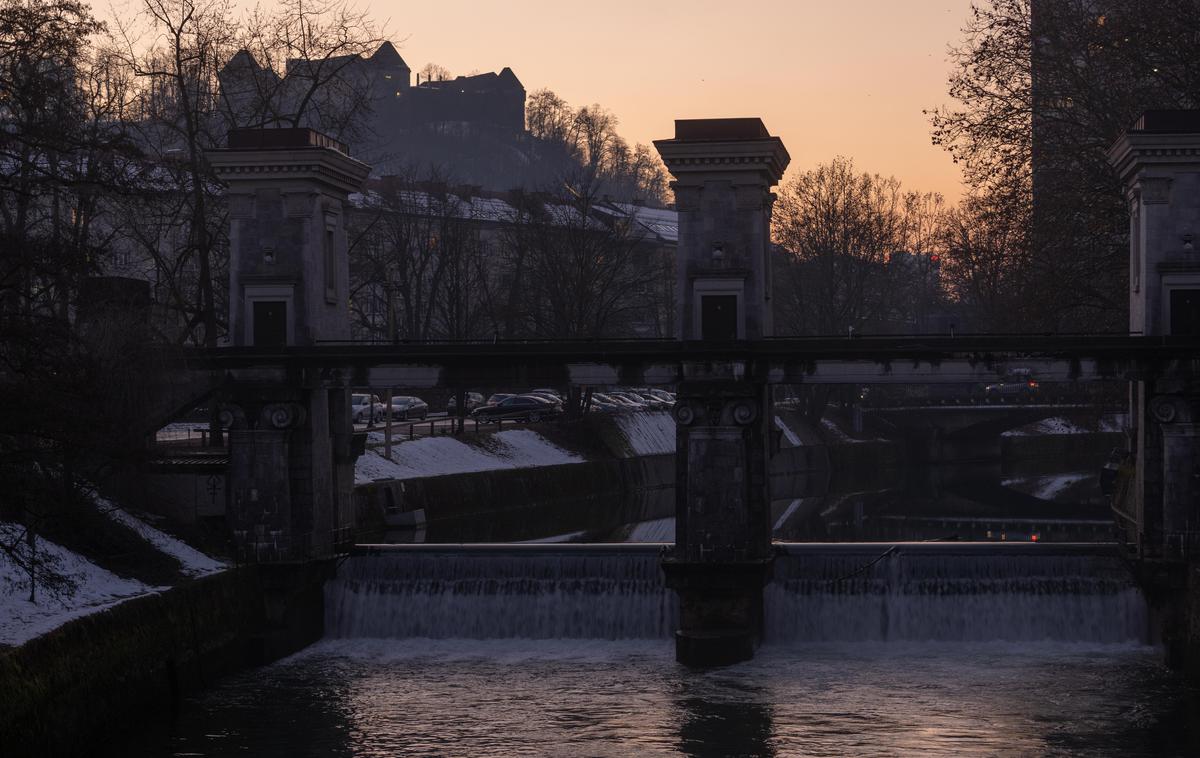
left=142, top=115, right=1199, bottom=668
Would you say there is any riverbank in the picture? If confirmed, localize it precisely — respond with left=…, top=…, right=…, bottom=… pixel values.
left=0, top=562, right=330, bottom=757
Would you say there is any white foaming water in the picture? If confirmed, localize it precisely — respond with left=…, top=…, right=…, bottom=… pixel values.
left=326, top=545, right=1149, bottom=644
left=766, top=546, right=1149, bottom=643
left=326, top=548, right=676, bottom=639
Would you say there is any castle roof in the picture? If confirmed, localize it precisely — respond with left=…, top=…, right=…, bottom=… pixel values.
left=420, top=68, right=524, bottom=93
left=371, top=41, right=410, bottom=70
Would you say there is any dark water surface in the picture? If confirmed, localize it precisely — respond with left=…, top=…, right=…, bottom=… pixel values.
left=120, top=639, right=1199, bottom=757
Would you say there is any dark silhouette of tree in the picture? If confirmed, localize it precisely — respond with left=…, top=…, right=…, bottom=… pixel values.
left=348, top=173, right=489, bottom=341
left=929, top=0, right=1200, bottom=331
left=525, top=88, right=668, bottom=205
left=417, top=61, right=450, bottom=83
left=496, top=176, right=667, bottom=339
left=773, top=158, right=905, bottom=335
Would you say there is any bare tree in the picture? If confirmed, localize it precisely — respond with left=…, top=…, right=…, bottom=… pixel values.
left=496, top=176, right=660, bottom=339
left=526, top=88, right=573, bottom=145
left=929, top=0, right=1200, bottom=331
left=773, top=158, right=906, bottom=335
left=114, top=0, right=238, bottom=348
left=940, top=191, right=1031, bottom=332
left=348, top=174, right=491, bottom=341
left=417, top=61, right=449, bottom=83
left=524, top=88, right=669, bottom=206
left=235, top=0, right=387, bottom=141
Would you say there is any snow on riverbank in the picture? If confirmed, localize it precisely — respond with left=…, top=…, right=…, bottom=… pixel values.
left=1003, top=415, right=1127, bottom=436
left=96, top=495, right=226, bottom=578
left=0, top=524, right=156, bottom=647
left=614, top=413, right=675, bottom=456
left=1003, top=472, right=1095, bottom=500
left=355, top=429, right=584, bottom=484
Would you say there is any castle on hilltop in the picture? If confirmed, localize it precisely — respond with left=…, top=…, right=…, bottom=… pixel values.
left=359, top=42, right=526, bottom=135
left=219, top=42, right=526, bottom=148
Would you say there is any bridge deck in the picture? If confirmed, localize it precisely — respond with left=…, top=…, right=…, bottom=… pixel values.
left=188, top=335, right=1198, bottom=387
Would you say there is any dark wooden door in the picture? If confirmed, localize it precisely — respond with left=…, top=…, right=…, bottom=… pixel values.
left=700, top=294, right=738, bottom=341
left=253, top=300, right=287, bottom=347
left=1170, top=289, right=1200, bottom=336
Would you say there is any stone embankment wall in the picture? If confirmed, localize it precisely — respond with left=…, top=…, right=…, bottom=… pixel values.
left=353, top=413, right=898, bottom=538
left=1001, top=432, right=1124, bottom=470
left=356, top=454, right=676, bottom=541
left=0, top=563, right=330, bottom=757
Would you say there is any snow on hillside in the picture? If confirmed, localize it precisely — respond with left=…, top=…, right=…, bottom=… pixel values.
left=97, top=495, right=226, bottom=577
left=355, top=429, right=584, bottom=484
left=614, top=413, right=675, bottom=456
left=0, top=524, right=156, bottom=646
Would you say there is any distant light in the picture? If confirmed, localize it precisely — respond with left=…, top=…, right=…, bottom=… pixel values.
left=930, top=254, right=940, bottom=263
left=1031, top=534, right=1040, bottom=542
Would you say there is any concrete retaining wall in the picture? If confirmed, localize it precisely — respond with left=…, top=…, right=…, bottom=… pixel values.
left=1001, top=432, right=1123, bottom=470
left=356, top=454, right=676, bottom=541
left=354, top=438, right=885, bottom=542
left=0, top=563, right=330, bottom=757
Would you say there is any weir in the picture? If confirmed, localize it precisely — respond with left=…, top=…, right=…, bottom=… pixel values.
left=325, top=543, right=1148, bottom=644
left=186, top=116, right=1198, bottom=674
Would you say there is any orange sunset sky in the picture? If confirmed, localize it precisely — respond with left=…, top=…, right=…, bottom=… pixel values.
left=106, top=0, right=979, bottom=201
left=364, top=0, right=976, bottom=202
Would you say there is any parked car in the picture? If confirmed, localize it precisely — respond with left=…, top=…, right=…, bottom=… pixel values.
left=484, top=393, right=514, bottom=407
left=389, top=395, right=429, bottom=420
left=608, top=391, right=650, bottom=410
left=526, top=390, right=562, bottom=404
left=984, top=369, right=1039, bottom=403
left=585, top=393, right=624, bottom=413
left=591, top=392, right=633, bottom=412
left=471, top=394, right=561, bottom=423
left=646, top=388, right=676, bottom=406
left=446, top=392, right=485, bottom=414
left=625, top=389, right=670, bottom=410
left=351, top=393, right=386, bottom=423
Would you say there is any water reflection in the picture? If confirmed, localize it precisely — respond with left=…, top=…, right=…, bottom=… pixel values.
left=368, top=459, right=1113, bottom=545
left=113, top=640, right=1200, bottom=757
left=675, top=690, right=775, bottom=758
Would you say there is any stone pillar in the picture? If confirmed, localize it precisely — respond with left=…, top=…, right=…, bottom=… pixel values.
left=1110, top=111, right=1200, bottom=681
left=207, top=129, right=370, bottom=561
left=655, top=119, right=789, bottom=665
left=1109, top=111, right=1200, bottom=561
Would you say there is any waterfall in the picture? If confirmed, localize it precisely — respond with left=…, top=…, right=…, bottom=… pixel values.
left=766, top=544, right=1148, bottom=643
left=325, top=543, right=1148, bottom=644
left=325, top=545, right=676, bottom=639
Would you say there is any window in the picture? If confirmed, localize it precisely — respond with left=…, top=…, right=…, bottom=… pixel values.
left=324, top=226, right=337, bottom=302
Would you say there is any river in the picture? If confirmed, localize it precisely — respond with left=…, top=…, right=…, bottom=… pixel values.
left=112, top=544, right=1200, bottom=757
left=118, top=639, right=1195, bottom=757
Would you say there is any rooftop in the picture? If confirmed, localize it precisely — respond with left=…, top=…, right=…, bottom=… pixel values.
left=1132, top=110, right=1200, bottom=134
left=672, top=118, right=772, bottom=142
left=227, top=128, right=350, bottom=155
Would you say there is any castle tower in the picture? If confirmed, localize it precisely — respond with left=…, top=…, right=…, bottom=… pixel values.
left=370, top=41, right=411, bottom=90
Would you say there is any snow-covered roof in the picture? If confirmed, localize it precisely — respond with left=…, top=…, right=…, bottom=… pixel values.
left=599, top=202, right=678, bottom=244
left=348, top=188, right=674, bottom=240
